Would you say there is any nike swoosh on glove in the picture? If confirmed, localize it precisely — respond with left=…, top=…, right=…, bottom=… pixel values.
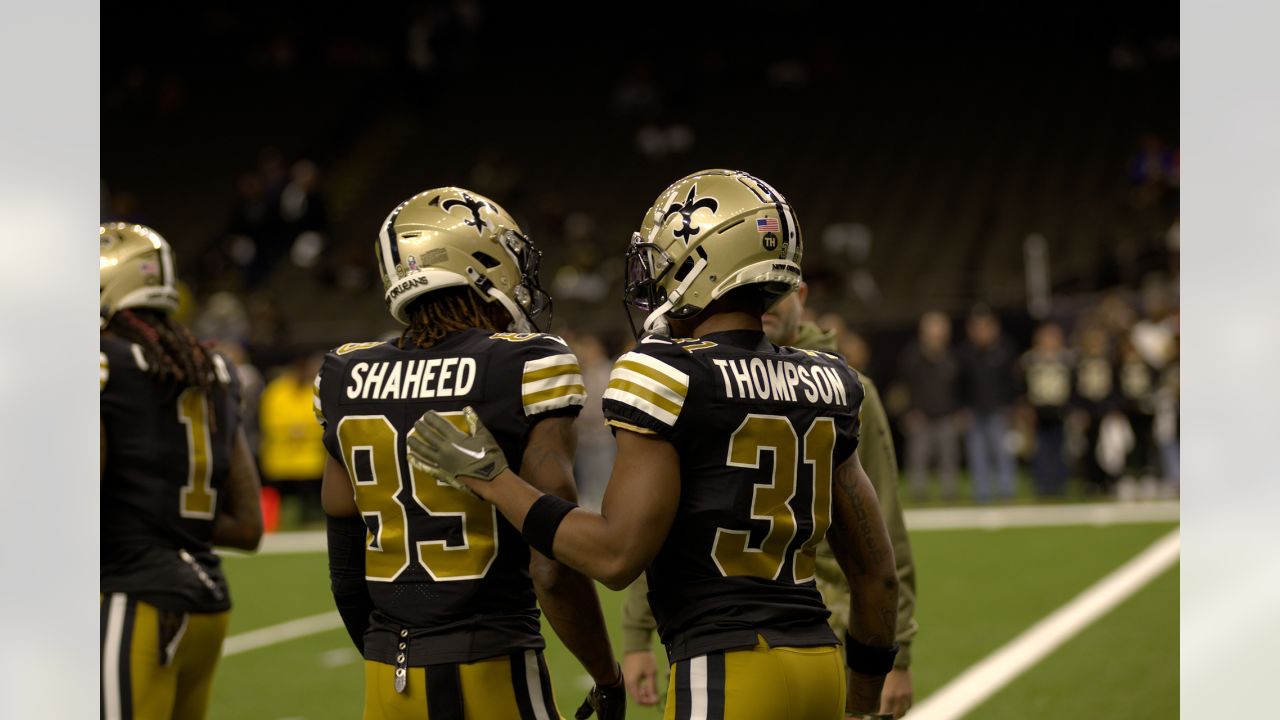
left=407, top=406, right=509, bottom=494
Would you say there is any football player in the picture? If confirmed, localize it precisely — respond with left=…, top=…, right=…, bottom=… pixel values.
left=410, top=170, right=900, bottom=719
left=316, top=188, right=624, bottom=720
left=100, top=223, right=264, bottom=720
left=619, top=279, right=919, bottom=718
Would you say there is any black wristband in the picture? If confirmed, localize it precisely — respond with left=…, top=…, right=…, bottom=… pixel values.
left=844, top=631, right=899, bottom=676
left=522, top=494, right=577, bottom=559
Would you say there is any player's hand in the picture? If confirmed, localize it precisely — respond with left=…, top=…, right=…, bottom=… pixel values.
left=878, top=667, right=913, bottom=718
left=574, top=663, right=626, bottom=720
left=622, top=649, right=661, bottom=705
left=407, top=406, right=508, bottom=495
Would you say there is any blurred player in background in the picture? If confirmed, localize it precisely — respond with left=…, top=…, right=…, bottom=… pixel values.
left=620, top=278, right=918, bottom=719
left=316, top=188, right=623, bottom=720
left=410, top=170, right=899, bottom=719
left=100, top=223, right=264, bottom=720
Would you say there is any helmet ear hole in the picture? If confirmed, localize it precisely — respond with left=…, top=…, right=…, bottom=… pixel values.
left=471, top=252, right=503, bottom=269
left=673, top=257, right=696, bottom=282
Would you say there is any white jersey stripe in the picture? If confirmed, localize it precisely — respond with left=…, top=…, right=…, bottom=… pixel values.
left=616, top=351, right=690, bottom=389
left=524, top=391, right=587, bottom=416
left=521, top=373, right=585, bottom=396
left=603, top=386, right=679, bottom=427
left=522, top=353, right=579, bottom=373
left=610, top=367, right=686, bottom=406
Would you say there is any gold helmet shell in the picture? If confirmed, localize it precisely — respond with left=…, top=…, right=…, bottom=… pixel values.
left=99, top=222, right=179, bottom=328
left=376, top=187, right=550, bottom=329
left=624, top=169, right=802, bottom=335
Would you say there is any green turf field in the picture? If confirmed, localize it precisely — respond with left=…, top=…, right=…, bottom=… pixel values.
left=209, top=520, right=1178, bottom=719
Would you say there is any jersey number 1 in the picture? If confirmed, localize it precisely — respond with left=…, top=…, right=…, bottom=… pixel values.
left=712, top=414, right=835, bottom=584
left=177, top=388, right=218, bottom=519
left=337, top=415, right=498, bottom=582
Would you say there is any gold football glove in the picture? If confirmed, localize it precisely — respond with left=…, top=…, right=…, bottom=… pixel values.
left=407, top=406, right=508, bottom=493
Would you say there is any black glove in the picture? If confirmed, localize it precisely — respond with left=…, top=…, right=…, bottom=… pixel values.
left=575, top=670, right=626, bottom=720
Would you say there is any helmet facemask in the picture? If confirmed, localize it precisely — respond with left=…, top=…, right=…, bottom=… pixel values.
left=492, top=227, right=552, bottom=332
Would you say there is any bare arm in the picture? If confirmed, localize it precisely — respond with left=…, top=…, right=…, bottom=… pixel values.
left=460, top=428, right=681, bottom=591
left=322, top=455, right=359, bottom=517
left=320, top=455, right=375, bottom=651
left=520, top=416, right=621, bottom=686
left=826, top=452, right=899, bottom=715
left=211, top=429, right=264, bottom=551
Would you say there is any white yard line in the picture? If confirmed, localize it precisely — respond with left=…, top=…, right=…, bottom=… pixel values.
left=904, top=500, right=1179, bottom=532
left=908, top=528, right=1181, bottom=720
left=244, top=501, right=1179, bottom=555
left=221, top=611, right=343, bottom=657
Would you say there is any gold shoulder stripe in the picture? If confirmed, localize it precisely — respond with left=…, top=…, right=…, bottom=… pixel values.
left=523, top=362, right=583, bottom=383
left=522, top=383, right=587, bottom=407
left=614, top=359, right=687, bottom=396
left=606, top=378, right=682, bottom=416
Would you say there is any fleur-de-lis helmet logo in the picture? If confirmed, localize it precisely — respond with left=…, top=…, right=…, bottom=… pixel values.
left=661, top=184, right=719, bottom=246
left=442, top=192, right=495, bottom=235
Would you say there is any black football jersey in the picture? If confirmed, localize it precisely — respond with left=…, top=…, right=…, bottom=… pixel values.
left=602, top=330, right=864, bottom=662
left=100, top=335, right=241, bottom=614
left=315, top=329, right=586, bottom=666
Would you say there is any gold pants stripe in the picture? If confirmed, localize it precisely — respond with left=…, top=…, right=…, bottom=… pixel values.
left=664, top=637, right=845, bottom=720
left=363, top=651, right=563, bottom=720
left=99, top=594, right=230, bottom=720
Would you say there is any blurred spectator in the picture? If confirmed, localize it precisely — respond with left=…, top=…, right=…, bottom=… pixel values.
left=1115, top=336, right=1160, bottom=499
left=281, top=160, right=329, bottom=269
left=208, top=339, right=265, bottom=455
left=258, top=355, right=327, bottom=526
left=566, top=332, right=615, bottom=511
left=1020, top=323, right=1074, bottom=497
left=1154, top=336, right=1179, bottom=493
left=1072, top=323, right=1121, bottom=495
left=897, top=311, right=960, bottom=502
left=193, top=291, right=252, bottom=343
left=1131, top=284, right=1177, bottom=370
left=957, top=308, right=1017, bottom=502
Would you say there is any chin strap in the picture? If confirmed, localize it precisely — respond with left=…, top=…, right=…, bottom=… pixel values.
left=641, top=257, right=707, bottom=336
left=489, top=286, right=535, bottom=333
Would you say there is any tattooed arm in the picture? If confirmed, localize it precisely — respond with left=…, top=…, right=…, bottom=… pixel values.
left=522, top=416, right=622, bottom=687
left=826, top=452, right=899, bottom=715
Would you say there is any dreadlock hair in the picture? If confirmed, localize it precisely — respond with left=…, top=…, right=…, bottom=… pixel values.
left=400, top=286, right=513, bottom=350
left=107, top=308, right=223, bottom=403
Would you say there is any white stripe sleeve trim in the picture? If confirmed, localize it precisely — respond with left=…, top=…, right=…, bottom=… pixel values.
left=610, top=367, right=686, bottom=407
left=616, top=351, right=690, bottom=389
left=522, top=352, right=580, bottom=374
left=521, top=372, right=585, bottom=396
left=603, top=386, right=679, bottom=427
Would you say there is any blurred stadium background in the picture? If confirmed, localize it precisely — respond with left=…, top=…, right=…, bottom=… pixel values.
left=102, top=3, right=1178, bottom=718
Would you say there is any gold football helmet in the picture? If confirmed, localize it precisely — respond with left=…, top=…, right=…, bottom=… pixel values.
left=624, top=169, right=803, bottom=336
left=99, top=222, right=179, bottom=328
left=377, top=187, right=549, bottom=330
